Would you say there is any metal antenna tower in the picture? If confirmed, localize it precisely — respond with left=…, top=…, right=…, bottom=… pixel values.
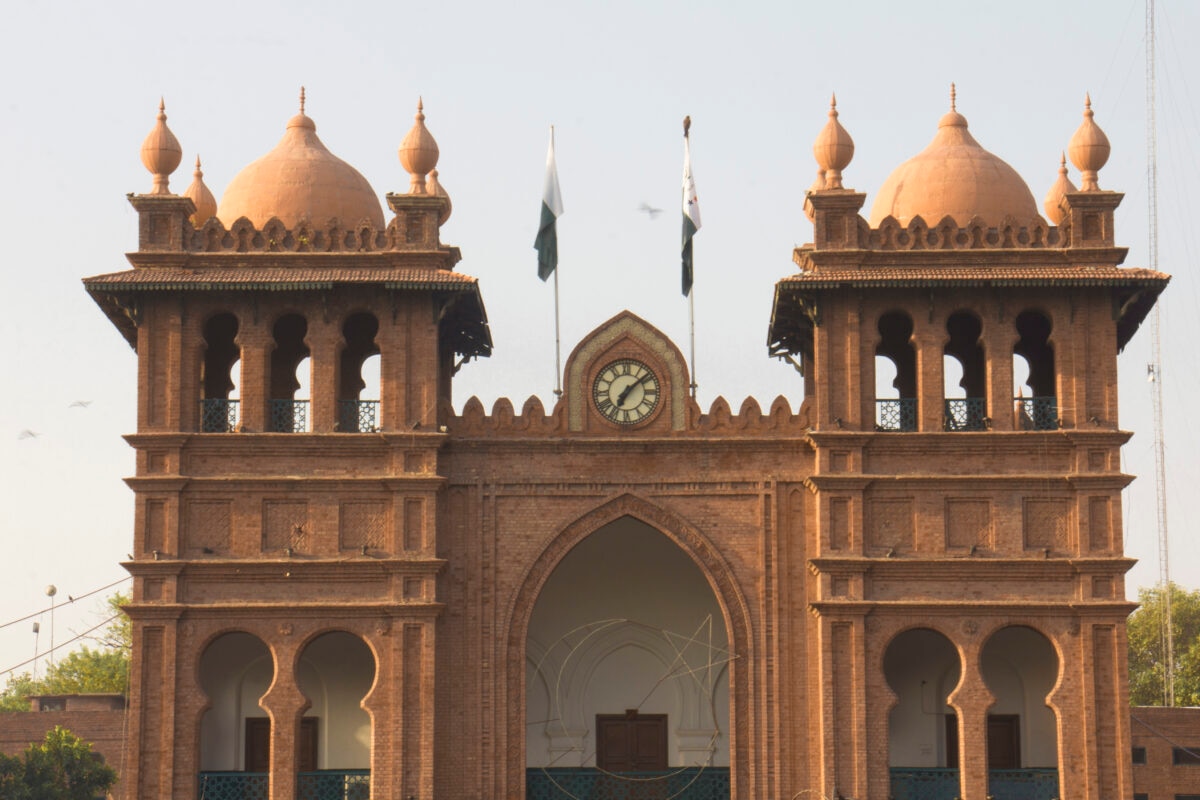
left=1145, top=0, right=1175, bottom=706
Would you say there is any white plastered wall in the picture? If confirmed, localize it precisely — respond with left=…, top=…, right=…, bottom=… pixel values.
left=297, top=631, right=375, bottom=768
left=884, top=629, right=961, bottom=767
left=981, top=626, right=1059, bottom=768
left=199, top=632, right=274, bottom=771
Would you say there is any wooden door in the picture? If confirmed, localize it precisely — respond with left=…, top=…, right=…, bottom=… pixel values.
left=596, top=710, right=668, bottom=772
left=944, top=712, right=959, bottom=768
left=987, top=714, right=1021, bottom=769
left=243, top=717, right=319, bottom=772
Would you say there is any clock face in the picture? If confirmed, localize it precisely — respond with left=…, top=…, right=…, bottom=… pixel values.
left=593, top=359, right=660, bottom=426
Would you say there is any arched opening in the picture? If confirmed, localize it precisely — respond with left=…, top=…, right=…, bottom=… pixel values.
left=1013, top=311, right=1056, bottom=430
left=338, top=313, right=381, bottom=433
left=876, top=311, right=917, bottom=431
left=201, top=313, right=240, bottom=432
left=270, top=314, right=310, bottom=432
left=296, top=631, right=376, bottom=798
left=525, top=516, right=732, bottom=799
left=198, top=632, right=275, bottom=797
left=943, top=311, right=986, bottom=431
left=884, top=628, right=962, bottom=799
left=981, top=626, right=1060, bottom=799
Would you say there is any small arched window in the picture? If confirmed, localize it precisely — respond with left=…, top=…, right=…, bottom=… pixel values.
left=200, top=313, right=239, bottom=432
left=1013, top=311, right=1056, bottom=430
left=270, top=314, right=310, bottom=433
left=943, top=311, right=986, bottom=430
left=876, top=311, right=917, bottom=431
left=338, top=313, right=381, bottom=433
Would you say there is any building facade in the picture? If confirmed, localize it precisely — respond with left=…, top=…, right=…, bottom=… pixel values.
left=83, top=92, right=1168, bottom=799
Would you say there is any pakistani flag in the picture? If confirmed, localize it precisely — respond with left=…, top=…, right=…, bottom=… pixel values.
left=535, top=128, right=564, bottom=281
left=681, top=125, right=701, bottom=296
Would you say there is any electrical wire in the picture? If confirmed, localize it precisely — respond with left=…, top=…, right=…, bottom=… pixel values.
left=0, top=576, right=129, bottom=632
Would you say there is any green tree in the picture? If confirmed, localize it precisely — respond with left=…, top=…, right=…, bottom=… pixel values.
left=0, top=592, right=130, bottom=712
left=1128, top=582, right=1200, bottom=705
left=10, top=726, right=116, bottom=800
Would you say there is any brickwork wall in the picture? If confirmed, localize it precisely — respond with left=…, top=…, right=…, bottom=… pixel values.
left=1131, top=706, right=1200, bottom=799
left=0, top=710, right=126, bottom=791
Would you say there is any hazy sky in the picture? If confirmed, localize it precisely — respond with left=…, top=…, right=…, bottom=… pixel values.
left=1, top=0, right=1198, bottom=677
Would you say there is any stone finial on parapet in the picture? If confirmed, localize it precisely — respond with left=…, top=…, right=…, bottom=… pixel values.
left=183, top=156, right=218, bottom=227
left=399, top=98, right=440, bottom=195
left=140, top=99, right=183, bottom=195
left=1043, top=153, right=1077, bottom=226
left=813, top=93, right=854, bottom=190
left=1068, top=93, right=1110, bottom=192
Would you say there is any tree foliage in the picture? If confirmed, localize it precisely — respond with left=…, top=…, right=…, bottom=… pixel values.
left=0, top=726, right=116, bottom=800
left=0, top=592, right=130, bottom=712
left=1128, top=582, right=1200, bottom=706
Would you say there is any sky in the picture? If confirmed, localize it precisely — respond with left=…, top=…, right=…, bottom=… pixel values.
left=1, top=0, right=1198, bottom=678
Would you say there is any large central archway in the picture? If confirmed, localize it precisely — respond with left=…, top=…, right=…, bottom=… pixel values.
left=507, top=495, right=750, bottom=799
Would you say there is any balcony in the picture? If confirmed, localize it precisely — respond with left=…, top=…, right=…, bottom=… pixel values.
left=876, top=398, right=917, bottom=432
left=943, top=398, right=987, bottom=431
left=527, top=767, right=729, bottom=799
left=888, top=767, right=1059, bottom=800
left=200, top=399, right=240, bottom=433
left=338, top=400, right=379, bottom=433
left=1014, top=396, right=1058, bottom=430
left=197, top=770, right=369, bottom=800
left=271, top=399, right=310, bottom=433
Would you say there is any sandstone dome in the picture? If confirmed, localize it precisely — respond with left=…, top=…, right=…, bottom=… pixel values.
left=868, top=103, right=1038, bottom=228
left=217, top=103, right=384, bottom=230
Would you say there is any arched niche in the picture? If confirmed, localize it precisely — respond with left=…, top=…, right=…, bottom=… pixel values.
left=198, top=632, right=274, bottom=771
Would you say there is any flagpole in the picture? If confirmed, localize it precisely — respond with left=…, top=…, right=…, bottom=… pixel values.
left=689, top=286, right=697, bottom=398
left=682, top=116, right=700, bottom=398
left=553, top=245, right=563, bottom=397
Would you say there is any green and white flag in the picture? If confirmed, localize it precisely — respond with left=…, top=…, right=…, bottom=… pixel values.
left=681, top=128, right=701, bottom=296
left=535, top=128, right=563, bottom=281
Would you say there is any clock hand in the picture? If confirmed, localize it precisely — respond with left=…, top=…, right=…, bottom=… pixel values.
left=616, top=381, right=636, bottom=406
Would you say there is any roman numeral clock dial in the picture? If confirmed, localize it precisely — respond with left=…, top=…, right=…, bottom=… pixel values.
left=592, top=359, right=660, bottom=425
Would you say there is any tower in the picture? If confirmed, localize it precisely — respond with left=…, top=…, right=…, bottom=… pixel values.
left=86, top=96, right=488, bottom=800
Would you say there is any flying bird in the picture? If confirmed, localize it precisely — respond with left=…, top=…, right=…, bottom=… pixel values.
left=638, top=203, right=663, bottom=220
left=18, top=429, right=39, bottom=440
left=68, top=400, right=93, bottom=408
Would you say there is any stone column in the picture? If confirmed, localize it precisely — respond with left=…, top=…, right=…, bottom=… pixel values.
left=947, top=633, right=994, bottom=800
left=261, top=638, right=305, bottom=800
left=238, top=329, right=271, bottom=433
left=307, top=317, right=338, bottom=433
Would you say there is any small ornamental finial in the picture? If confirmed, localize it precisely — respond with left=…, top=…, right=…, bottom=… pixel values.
left=399, top=97, right=439, bottom=193
left=1043, top=151, right=1078, bottom=225
left=184, top=153, right=217, bottom=226
left=1068, top=93, right=1110, bottom=191
left=683, top=115, right=691, bottom=138
left=813, top=92, right=854, bottom=189
left=950, top=83, right=957, bottom=112
left=140, top=98, right=183, bottom=195
left=299, top=86, right=306, bottom=115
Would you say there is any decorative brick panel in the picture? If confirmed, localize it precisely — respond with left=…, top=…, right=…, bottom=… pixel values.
left=829, top=497, right=850, bottom=551
left=945, top=498, right=991, bottom=551
left=186, top=500, right=231, bottom=555
left=263, top=500, right=308, bottom=552
left=144, top=499, right=166, bottom=553
left=868, top=498, right=914, bottom=554
left=340, top=501, right=387, bottom=551
left=1023, top=498, right=1071, bottom=552
left=1088, top=496, right=1113, bottom=552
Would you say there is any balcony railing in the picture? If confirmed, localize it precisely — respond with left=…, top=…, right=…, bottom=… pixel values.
left=198, top=770, right=369, bottom=800
left=297, top=770, right=370, bottom=800
left=876, top=398, right=917, bottom=432
left=338, top=400, right=379, bottom=433
left=889, top=767, right=959, bottom=800
left=527, top=767, right=730, bottom=799
left=889, top=767, right=1059, bottom=800
left=1015, top=396, right=1058, bottom=430
left=271, top=399, right=310, bottom=433
left=988, top=767, right=1059, bottom=800
left=200, top=399, right=240, bottom=433
left=944, top=398, right=987, bottom=431
left=198, top=772, right=267, bottom=800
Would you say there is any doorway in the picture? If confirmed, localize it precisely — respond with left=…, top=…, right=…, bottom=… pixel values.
left=244, top=717, right=318, bottom=772
left=596, top=711, right=668, bottom=772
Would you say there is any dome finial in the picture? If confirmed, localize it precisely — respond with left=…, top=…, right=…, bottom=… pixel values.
left=399, top=97, right=440, bottom=194
left=813, top=92, right=854, bottom=190
left=140, top=98, right=183, bottom=195
left=184, top=155, right=218, bottom=227
left=299, top=86, right=306, bottom=115
left=950, top=83, right=957, bottom=112
left=1043, top=151, right=1078, bottom=225
left=1068, top=92, right=1110, bottom=191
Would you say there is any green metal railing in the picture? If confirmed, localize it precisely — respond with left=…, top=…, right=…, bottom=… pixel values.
left=527, top=767, right=729, bottom=799
left=270, top=399, right=310, bottom=432
left=338, top=400, right=379, bottom=433
left=197, top=770, right=368, bottom=800
left=944, top=398, right=987, bottom=431
left=888, top=767, right=1059, bottom=800
left=877, top=398, right=918, bottom=431
left=201, top=398, right=240, bottom=432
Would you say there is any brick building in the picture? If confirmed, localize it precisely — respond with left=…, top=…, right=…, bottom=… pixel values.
left=81, top=91, right=1172, bottom=800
